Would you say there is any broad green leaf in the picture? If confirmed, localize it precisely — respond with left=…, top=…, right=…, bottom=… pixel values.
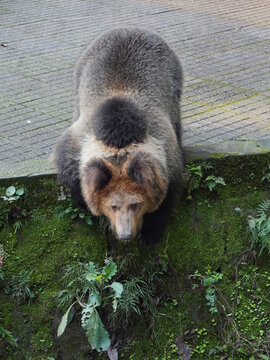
left=86, top=216, right=92, bottom=225
left=81, top=304, right=94, bottom=327
left=205, top=176, right=226, bottom=191
left=0, top=325, right=18, bottom=347
left=79, top=212, right=85, bottom=218
left=85, top=261, right=97, bottom=273
left=86, top=272, right=98, bottom=281
left=57, top=302, right=76, bottom=337
left=16, top=188, right=24, bottom=196
left=102, top=260, right=117, bottom=281
left=191, top=166, right=202, bottom=177
left=207, top=182, right=215, bottom=192
left=112, top=298, right=118, bottom=312
left=6, top=186, right=16, bottom=197
left=82, top=307, right=110, bottom=352
left=237, top=348, right=248, bottom=355
left=89, top=292, right=101, bottom=307
left=248, top=217, right=256, bottom=230
left=110, top=282, right=123, bottom=298
left=85, top=262, right=98, bottom=282
left=259, top=355, right=270, bottom=360
left=71, top=213, right=77, bottom=219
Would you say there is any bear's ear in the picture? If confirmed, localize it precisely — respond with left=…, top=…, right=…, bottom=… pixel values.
left=126, top=152, right=168, bottom=205
left=83, top=159, right=112, bottom=191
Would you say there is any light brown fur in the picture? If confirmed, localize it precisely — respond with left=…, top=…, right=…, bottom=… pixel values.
left=80, top=153, right=167, bottom=239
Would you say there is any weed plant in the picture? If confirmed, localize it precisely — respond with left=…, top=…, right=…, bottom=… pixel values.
left=186, top=162, right=226, bottom=198
left=5, top=269, right=34, bottom=302
left=0, top=186, right=25, bottom=232
left=54, top=198, right=92, bottom=226
left=190, top=262, right=270, bottom=358
left=248, top=200, right=270, bottom=254
left=0, top=244, right=18, bottom=347
left=58, top=258, right=155, bottom=353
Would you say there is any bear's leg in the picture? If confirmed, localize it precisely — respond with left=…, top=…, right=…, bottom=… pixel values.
left=54, top=129, right=87, bottom=209
left=70, top=178, right=87, bottom=209
left=139, top=185, right=174, bottom=245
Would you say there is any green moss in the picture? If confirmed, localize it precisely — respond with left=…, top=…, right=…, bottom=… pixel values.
left=0, top=157, right=270, bottom=359
left=118, top=179, right=270, bottom=359
left=0, top=197, right=106, bottom=358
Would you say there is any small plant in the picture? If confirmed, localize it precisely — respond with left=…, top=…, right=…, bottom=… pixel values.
left=5, top=269, right=35, bottom=302
left=13, top=220, right=22, bottom=234
left=261, top=165, right=270, bottom=184
left=190, top=268, right=223, bottom=314
left=204, top=175, right=226, bottom=192
left=55, top=198, right=92, bottom=226
left=0, top=244, right=18, bottom=347
left=190, top=262, right=270, bottom=358
left=230, top=265, right=270, bottom=357
left=0, top=186, right=25, bottom=231
left=186, top=162, right=213, bottom=194
left=0, top=323, right=18, bottom=347
left=108, top=277, right=154, bottom=327
left=58, top=258, right=155, bottom=354
left=58, top=259, right=123, bottom=352
left=248, top=200, right=270, bottom=254
left=186, top=162, right=225, bottom=197
left=1, top=186, right=24, bottom=202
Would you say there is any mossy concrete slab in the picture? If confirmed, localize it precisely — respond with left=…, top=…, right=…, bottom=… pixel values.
left=0, top=162, right=269, bottom=359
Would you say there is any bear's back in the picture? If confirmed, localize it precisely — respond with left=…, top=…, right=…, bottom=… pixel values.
left=75, top=28, right=182, bottom=108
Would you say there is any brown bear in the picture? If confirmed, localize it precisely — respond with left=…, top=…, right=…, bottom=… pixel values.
left=52, top=27, right=184, bottom=244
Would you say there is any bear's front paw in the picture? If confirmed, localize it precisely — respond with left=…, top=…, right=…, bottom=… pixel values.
left=138, top=228, right=159, bottom=246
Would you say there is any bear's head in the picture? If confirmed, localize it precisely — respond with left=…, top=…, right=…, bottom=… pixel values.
left=81, top=152, right=168, bottom=240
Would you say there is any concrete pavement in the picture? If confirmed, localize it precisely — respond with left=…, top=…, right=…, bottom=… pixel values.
left=0, top=0, right=269, bottom=178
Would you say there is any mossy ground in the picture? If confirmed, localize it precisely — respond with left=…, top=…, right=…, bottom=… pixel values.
left=0, top=154, right=269, bottom=360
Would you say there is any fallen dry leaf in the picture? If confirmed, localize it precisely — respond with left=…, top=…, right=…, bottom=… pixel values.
left=175, top=334, right=191, bottom=360
left=107, top=346, right=118, bottom=360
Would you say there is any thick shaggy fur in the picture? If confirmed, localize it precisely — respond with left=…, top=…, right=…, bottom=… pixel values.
left=92, top=97, right=147, bottom=148
left=52, top=27, right=184, bottom=244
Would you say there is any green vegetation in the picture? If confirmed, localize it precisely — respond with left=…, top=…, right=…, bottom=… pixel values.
left=55, top=198, right=92, bottom=226
left=186, top=161, right=226, bottom=197
left=0, top=244, right=18, bottom=348
left=190, top=268, right=223, bottom=314
left=1, top=186, right=24, bottom=202
left=58, top=259, right=123, bottom=352
left=5, top=269, right=35, bottom=302
left=248, top=200, right=270, bottom=254
left=0, top=323, right=18, bottom=348
left=0, top=154, right=269, bottom=359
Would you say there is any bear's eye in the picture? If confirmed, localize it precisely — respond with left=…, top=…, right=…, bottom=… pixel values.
left=130, top=203, right=138, bottom=211
left=111, top=205, right=117, bottom=211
